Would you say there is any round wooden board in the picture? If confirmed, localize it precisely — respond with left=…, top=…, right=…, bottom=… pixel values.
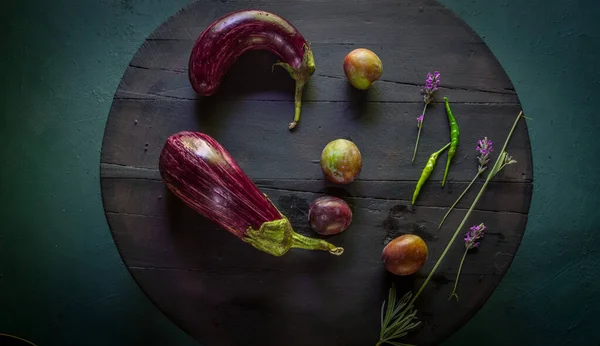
left=100, top=1, right=533, bottom=345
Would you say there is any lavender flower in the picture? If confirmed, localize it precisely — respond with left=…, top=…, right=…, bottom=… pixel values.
left=416, top=114, right=424, bottom=128
left=464, top=223, right=486, bottom=250
left=422, top=71, right=440, bottom=104
left=476, top=137, right=493, bottom=172
left=476, top=137, right=493, bottom=155
left=412, top=71, right=441, bottom=162
left=449, top=222, right=487, bottom=300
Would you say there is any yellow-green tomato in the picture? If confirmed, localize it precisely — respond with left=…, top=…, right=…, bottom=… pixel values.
left=343, top=48, right=383, bottom=90
left=320, top=139, right=362, bottom=184
left=382, top=234, right=428, bottom=276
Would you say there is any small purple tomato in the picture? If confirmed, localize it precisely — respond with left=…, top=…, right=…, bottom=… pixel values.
left=308, top=196, right=353, bottom=235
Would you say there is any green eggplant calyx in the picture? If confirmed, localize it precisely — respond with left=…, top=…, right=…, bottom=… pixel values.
left=242, top=217, right=343, bottom=257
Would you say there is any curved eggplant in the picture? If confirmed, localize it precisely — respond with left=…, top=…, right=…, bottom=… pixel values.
left=188, top=10, right=315, bottom=130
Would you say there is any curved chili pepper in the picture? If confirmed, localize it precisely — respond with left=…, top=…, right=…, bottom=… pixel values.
left=412, top=142, right=451, bottom=205
left=442, top=97, right=460, bottom=186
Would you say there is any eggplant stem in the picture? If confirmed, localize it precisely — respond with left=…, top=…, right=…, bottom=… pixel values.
left=273, top=44, right=315, bottom=130
left=290, top=231, right=344, bottom=255
left=289, top=82, right=305, bottom=129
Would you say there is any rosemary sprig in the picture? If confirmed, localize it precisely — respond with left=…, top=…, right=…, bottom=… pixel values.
left=376, top=284, right=421, bottom=346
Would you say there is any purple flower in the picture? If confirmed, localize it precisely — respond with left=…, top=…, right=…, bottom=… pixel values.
left=416, top=114, right=424, bottom=127
left=422, top=71, right=440, bottom=104
left=464, top=223, right=486, bottom=250
left=476, top=137, right=493, bottom=171
left=476, top=138, right=493, bottom=155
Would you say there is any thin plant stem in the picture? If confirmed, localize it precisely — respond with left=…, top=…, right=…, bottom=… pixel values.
left=438, top=170, right=482, bottom=230
left=411, top=103, right=429, bottom=163
left=409, top=110, right=523, bottom=306
left=449, top=248, right=468, bottom=301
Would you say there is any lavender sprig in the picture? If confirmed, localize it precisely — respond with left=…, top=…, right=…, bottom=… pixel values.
left=411, top=71, right=440, bottom=163
left=449, top=223, right=487, bottom=301
left=438, top=137, right=493, bottom=230
left=476, top=137, right=493, bottom=172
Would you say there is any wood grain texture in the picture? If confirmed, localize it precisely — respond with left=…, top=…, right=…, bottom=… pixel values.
left=102, top=183, right=527, bottom=346
left=102, top=99, right=531, bottom=181
left=100, top=0, right=533, bottom=345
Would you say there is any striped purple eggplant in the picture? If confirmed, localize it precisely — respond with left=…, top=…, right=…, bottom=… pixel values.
left=188, top=10, right=315, bottom=130
left=159, top=131, right=343, bottom=257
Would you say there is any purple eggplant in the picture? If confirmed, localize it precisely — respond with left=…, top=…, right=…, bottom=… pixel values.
left=159, top=131, right=343, bottom=257
left=188, top=10, right=315, bottom=130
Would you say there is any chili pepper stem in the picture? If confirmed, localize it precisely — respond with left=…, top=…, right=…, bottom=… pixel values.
left=411, top=103, right=429, bottom=163
left=409, top=110, right=523, bottom=306
left=438, top=170, right=482, bottom=230
left=433, top=142, right=451, bottom=157
left=449, top=248, right=468, bottom=301
left=412, top=142, right=451, bottom=204
left=442, top=97, right=460, bottom=186
left=442, top=159, right=451, bottom=187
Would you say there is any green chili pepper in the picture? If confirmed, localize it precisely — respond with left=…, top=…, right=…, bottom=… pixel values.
left=442, top=97, right=460, bottom=186
left=412, top=142, right=451, bottom=205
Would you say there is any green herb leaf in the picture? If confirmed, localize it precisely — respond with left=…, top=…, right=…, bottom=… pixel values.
left=377, top=284, right=420, bottom=345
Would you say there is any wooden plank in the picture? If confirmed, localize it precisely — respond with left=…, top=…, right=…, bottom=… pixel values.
left=100, top=171, right=532, bottom=214
left=120, top=40, right=518, bottom=99
left=149, top=0, right=478, bottom=47
left=103, top=180, right=527, bottom=274
left=104, top=180, right=527, bottom=271
left=129, top=268, right=515, bottom=346
left=101, top=99, right=532, bottom=182
left=104, top=182, right=527, bottom=346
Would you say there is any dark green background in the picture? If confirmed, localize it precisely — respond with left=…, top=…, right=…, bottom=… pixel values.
left=1, top=0, right=598, bottom=345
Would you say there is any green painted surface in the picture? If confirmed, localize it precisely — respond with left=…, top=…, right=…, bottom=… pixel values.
left=0, top=0, right=598, bottom=345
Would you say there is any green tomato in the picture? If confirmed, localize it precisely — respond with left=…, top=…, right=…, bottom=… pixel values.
left=343, top=48, right=383, bottom=90
left=320, top=139, right=362, bottom=184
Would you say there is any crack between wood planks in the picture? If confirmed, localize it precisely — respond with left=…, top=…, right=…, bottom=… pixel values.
left=122, top=66, right=517, bottom=97
left=100, top=164, right=532, bottom=184
left=114, top=92, right=519, bottom=105
left=127, top=265, right=370, bottom=275
left=128, top=265, right=288, bottom=275
left=258, top=186, right=530, bottom=215
left=100, top=173, right=532, bottom=185
left=103, top=194, right=529, bottom=216
left=317, top=74, right=516, bottom=95
left=128, top=265, right=502, bottom=276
